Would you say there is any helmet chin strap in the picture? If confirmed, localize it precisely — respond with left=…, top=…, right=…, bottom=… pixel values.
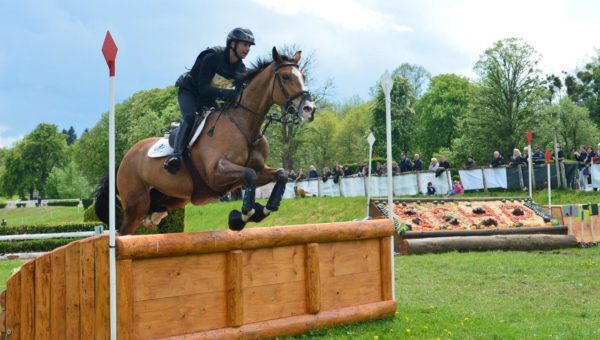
left=230, top=41, right=242, bottom=62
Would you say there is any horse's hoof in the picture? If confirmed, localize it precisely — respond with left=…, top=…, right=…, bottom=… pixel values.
left=228, top=210, right=246, bottom=231
left=249, top=202, right=269, bottom=223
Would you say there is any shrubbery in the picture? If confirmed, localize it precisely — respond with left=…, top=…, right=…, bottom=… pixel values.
left=0, top=238, right=78, bottom=253
left=47, top=199, right=80, bottom=207
left=81, top=198, right=94, bottom=209
left=0, top=223, right=99, bottom=236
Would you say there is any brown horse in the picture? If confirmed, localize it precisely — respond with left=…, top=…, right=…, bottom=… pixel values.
left=96, top=47, right=316, bottom=235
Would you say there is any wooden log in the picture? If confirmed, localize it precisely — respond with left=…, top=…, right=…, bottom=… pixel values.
left=379, top=237, right=393, bottom=301
left=305, top=243, right=321, bottom=314
left=401, top=234, right=578, bottom=255
left=400, top=226, right=568, bottom=239
left=116, top=260, right=134, bottom=340
left=117, top=220, right=394, bottom=260
left=158, top=300, right=397, bottom=340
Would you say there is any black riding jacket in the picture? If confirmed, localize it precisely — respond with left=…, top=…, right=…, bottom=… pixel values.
left=176, top=46, right=247, bottom=109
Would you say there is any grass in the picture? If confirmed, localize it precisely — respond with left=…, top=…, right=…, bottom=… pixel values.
left=0, top=206, right=84, bottom=226
left=0, top=194, right=599, bottom=338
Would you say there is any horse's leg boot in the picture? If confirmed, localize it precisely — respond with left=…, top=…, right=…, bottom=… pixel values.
left=164, top=120, right=193, bottom=174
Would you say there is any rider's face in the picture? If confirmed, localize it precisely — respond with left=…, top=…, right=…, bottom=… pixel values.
left=235, top=41, right=252, bottom=59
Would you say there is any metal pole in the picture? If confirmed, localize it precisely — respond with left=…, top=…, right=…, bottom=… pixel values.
left=380, top=71, right=395, bottom=300
left=547, top=162, right=551, bottom=211
left=528, top=144, right=533, bottom=199
left=366, top=133, right=375, bottom=219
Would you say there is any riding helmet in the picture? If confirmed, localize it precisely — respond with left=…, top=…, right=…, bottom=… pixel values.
left=227, top=27, right=255, bottom=46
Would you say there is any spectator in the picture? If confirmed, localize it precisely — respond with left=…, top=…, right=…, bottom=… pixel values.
left=522, top=147, right=530, bottom=165
left=574, top=145, right=588, bottom=189
left=297, top=168, right=306, bottom=181
left=510, top=148, right=526, bottom=166
left=412, top=154, right=423, bottom=171
left=490, top=151, right=505, bottom=167
left=399, top=153, right=412, bottom=172
left=438, top=156, right=450, bottom=170
left=343, top=166, right=352, bottom=177
left=322, top=167, right=332, bottom=182
left=532, top=146, right=545, bottom=164
left=1, top=219, right=6, bottom=227
left=308, top=165, right=319, bottom=179
left=464, top=155, right=476, bottom=169
left=428, top=157, right=439, bottom=171
left=553, top=144, right=564, bottom=162
left=332, top=163, right=344, bottom=183
left=391, top=161, right=399, bottom=175
left=426, top=182, right=436, bottom=195
left=288, top=169, right=297, bottom=181
left=446, top=180, right=464, bottom=196
left=375, top=162, right=384, bottom=176
left=594, top=143, right=600, bottom=163
left=356, top=161, right=366, bottom=176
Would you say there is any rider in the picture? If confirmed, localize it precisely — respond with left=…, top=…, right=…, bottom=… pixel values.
left=164, top=27, right=255, bottom=174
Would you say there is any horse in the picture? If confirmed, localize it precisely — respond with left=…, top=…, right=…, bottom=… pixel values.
left=95, top=47, right=316, bottom=235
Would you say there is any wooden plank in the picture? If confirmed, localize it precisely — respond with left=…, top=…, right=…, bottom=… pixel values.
left=131, top=253, right=226, bottom=302
left=320, top=270, right=382, bottom=311
left=51, top=247, right=67, bottom=339
left=35, top=253, right=51, bottom=340
left=305, top=243, right=321, bottom=314
left=319, top=239, right=380, bottom=278
left=20, top=261, right=35, bottom=339
left=94, top=236, right=110, bottom=340
left=80, top=239, right=96, bottom=340
left=134, top=292, right=227, bottom=339
left=5, top=272, right=21, bottom=339
left=380, top=237, right=393, bottom=301
left=117, top=220, right=395, bottom=260
left=65, top=241, right=81, bottom=340
left=226, top=250, right=243, bottom=327
left=116, top=260, right=133, bottom=340
left=242, top=245, right=305, bottom=288
left=243, top=280, right=307, bottom=324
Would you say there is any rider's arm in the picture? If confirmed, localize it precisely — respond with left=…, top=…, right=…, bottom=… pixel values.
left=194, top=53, right=236, bottom=100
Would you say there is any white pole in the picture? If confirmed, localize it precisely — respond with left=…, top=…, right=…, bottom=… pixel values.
left=366, top=133, right=375, bottom=219
left=528, top=144, right=533, bottom=199
left=380, top=71, right=395, bottom=300
left=547, top=162, right=551, bottom=211
left=102, top=31, right=118, bottom=340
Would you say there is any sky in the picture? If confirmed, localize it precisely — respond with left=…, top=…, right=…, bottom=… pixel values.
left=1, top=0, right=599, bottom=148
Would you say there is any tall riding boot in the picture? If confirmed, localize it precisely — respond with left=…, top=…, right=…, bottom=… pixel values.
left=164, top=120, right=194, bottom=174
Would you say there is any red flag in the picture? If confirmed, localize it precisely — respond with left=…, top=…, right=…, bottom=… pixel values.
left=102, top=31, right=118, bottom=76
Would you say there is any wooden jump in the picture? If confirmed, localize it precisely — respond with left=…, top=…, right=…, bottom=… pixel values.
left=1, top=220, right=396, bottom=339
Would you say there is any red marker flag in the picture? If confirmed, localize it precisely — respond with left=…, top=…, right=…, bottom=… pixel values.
left=525, top=130, right=532, bottom=144
left=102, top=31, right=118, bottom=76
left=545, top=149, right=552, bottom=164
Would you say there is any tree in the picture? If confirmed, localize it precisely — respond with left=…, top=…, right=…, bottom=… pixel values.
left=392, top=63, right=431, bottom=98
left=370, top=76, right=416, bottom=158
left=331, top=102, right=373, bottom=164
left=62, top=126, right=77, bottom=145
left=543, top=98, right=599, bottom=154
left=0, top=124, right=68, bottom=198
left=301, top=109, right=340, bottom=170
left=46, top=160, right=94, bottom=198
left=455, top=38, right=546, bottom=161
left=414, top=74, right=471, bottom=158
left=563, top=51, right=600, bottom=126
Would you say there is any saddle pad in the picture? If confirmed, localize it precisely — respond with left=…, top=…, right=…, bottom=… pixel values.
left=147, top=111, right=211, bottom=158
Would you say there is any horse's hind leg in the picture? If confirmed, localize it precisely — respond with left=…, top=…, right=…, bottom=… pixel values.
left=120, top=189, right=151, bottom=235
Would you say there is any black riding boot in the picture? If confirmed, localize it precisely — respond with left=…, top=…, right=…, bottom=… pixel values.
left=164, top=120, right=194, bottom=174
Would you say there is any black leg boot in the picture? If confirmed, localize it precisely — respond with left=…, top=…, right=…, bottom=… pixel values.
left=164, top=120, right=193, bottom=174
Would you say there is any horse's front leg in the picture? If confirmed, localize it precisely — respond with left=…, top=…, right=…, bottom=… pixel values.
left=213, top=159, right=259, bottom=231
left=247, top=167, right=288, bottom=223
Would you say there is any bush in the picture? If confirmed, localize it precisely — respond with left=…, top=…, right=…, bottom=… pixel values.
left=81, top=198, right=94, bottom=209
left=16, top=203, right=26, bottom=208
left=0, top=238, right=79, bottom=253
left=47, top=199, right=80, bottom=207
left=0, top=223, right=99, bottom=236
left=157, top=208, right=185, bottom=234
left=83, top=204, right=101, bottom=222
left=0, top=203, right=6, bottom=209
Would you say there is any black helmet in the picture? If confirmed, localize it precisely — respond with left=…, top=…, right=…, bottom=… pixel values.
left=227, top=27, right=255, bottom=46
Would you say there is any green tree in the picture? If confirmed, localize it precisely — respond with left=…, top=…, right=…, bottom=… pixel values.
left=371, top=76, right=416, bottom=158
left=46, top=160, right=94, bottom=198
left=414, top=74, right=471, bottom=158
left=331, top=102, right=373, bottom=164
left=62, top=126, right=77, bottom=145
left=563, top=51, right=600, bottom=126
left=0, top=124, right=67, bottom=198
left=392, top=63, right=431, bottom=98
left=301, top=109, right=340, bottom=169
left=543, top=98, right=599, bottom=154
left=454, top=38, right=546, bottom=162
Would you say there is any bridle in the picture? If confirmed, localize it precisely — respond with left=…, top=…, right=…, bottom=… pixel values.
left=272, top=63, right=313, bottom=124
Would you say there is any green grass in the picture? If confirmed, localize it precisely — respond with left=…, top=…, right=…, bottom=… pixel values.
left=0, top=260, right=24, bottom=291
left=0, top=206, right=84, bottom=226
left=1, top=194, right=600, bottom=338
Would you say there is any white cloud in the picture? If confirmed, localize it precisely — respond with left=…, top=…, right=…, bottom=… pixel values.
left=252, top=0, right=411, bottom=32
left=0, top=125, right=22, bottom=148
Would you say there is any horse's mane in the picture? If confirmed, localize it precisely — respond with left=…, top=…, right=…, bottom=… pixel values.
left=240, top=54, right=294, bottom=84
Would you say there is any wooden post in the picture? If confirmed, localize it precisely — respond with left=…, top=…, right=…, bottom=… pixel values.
left=560, top=162, right=568, bottom=189
left=50, top=248, right=67, bottom=339
left=481, top=168, right=488, bottom=192
left=379, top=237, right=393, bottom=301
left=305, top=243, right=321, bottom=314
left=116, top=260, right=134, bottom=340
left=226, top=250, right=243, bottom=327
left=20, top=262, right=35, bottom=339
left=517, top=164, right=525, bottom=189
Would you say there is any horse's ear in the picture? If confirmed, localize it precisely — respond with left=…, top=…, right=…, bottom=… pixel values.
left=272, top=46, right=282, bottom=63
left=292, top=51, right=302, bottom=64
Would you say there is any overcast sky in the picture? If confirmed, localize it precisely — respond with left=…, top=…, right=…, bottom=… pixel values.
left=1, top=0, right=599, bottom=147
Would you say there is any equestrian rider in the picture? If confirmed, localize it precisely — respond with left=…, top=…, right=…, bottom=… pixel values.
left=164, top=27, right=255, bottom=174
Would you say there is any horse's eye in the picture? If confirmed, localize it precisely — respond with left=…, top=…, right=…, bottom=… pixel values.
left=282, top=74, right=290, bottom=81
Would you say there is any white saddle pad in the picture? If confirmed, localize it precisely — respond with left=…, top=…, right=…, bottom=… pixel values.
left=147, top=112, right=211, bottom=158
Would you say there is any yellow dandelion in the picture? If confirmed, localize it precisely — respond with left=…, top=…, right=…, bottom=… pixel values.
left=374, top=336, right=379, bottom=340
left=464, top=317, right=470, bottom=321
left=405, top=328, right=411, bottom=333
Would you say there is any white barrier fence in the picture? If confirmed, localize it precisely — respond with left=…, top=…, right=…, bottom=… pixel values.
left=255, top=170, right=452, bottom=199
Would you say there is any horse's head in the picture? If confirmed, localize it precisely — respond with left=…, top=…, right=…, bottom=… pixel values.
left=271, top=47, right=316, bottom=122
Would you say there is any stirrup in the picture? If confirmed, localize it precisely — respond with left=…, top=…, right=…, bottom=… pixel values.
left=164, top=155, right=181, bottom=174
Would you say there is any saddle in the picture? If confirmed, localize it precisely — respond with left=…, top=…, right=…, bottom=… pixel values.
left=147, top=112, right=211, bottom=158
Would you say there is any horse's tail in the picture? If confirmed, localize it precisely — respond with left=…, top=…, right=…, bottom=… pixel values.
left=94, top=169, right=122, bottom=230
